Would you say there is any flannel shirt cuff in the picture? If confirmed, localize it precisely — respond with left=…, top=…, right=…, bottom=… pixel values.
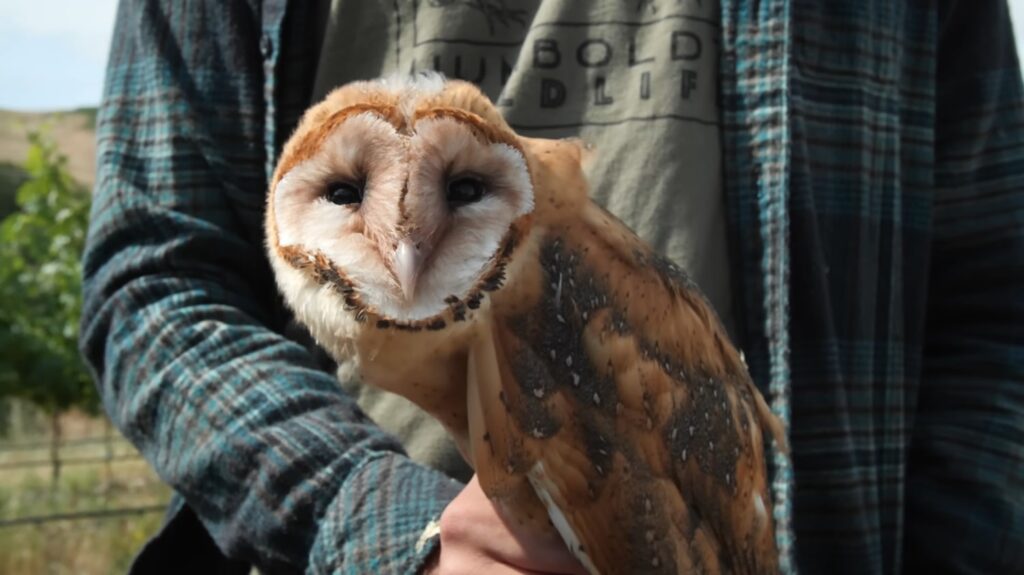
left=306, top=452, right=462, bottom=574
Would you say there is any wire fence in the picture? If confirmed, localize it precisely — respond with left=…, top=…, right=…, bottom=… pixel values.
left=0, top=452, right=143, bottom=471
left=0, top=505, right=167, bottom=529
left=0, top=433, right=141, bottom=472
left=0, top=435, right=133, bottom=452
left=0, top=428, right=168, bottom=530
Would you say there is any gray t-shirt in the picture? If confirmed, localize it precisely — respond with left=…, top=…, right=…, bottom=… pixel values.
left=314, top=0, right=732, bottom=480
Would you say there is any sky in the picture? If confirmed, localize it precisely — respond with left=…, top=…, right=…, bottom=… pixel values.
left=0, top=1, right=1022, bottom=111
left=0, top=0, right=119, bottom=111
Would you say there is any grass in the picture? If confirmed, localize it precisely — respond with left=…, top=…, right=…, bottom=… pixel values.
left=0, top=512, right=163, bottom=575
left=0, top=406, right=172, bottom=575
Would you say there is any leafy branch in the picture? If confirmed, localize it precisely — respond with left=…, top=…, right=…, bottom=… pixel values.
left=0, top=132, right=96, bottom=481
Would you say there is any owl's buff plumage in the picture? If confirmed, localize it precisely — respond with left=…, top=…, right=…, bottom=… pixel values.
left=266, top=74, right=786, bottom=575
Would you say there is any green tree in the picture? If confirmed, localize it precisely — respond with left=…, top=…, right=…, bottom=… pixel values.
left=0, top=132, right=96, bottom=482
left=0, top=161, right=29, bottom=219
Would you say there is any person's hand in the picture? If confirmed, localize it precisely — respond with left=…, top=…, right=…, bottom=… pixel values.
left=422, top=475, right=587, bottom=574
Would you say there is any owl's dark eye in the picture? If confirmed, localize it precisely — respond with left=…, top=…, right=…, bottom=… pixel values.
left=446, top=177, right=486, bottom=206
left=325, top=181, right=362, bottom=205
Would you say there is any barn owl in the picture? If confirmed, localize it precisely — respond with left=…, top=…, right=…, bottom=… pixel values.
left=265, top=74, right=786, bottom=574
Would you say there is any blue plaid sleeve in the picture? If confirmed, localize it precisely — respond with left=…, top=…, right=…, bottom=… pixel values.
left=79, top=2, right=460, bottom=572
left=905, top=1, right=1024, bottom=572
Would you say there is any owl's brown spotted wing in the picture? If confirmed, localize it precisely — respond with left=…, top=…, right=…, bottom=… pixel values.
left=473, top=199, right=784, bottom=574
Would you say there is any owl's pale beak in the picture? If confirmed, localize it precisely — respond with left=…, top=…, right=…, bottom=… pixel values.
left=394, top=239, right=424, bottom=301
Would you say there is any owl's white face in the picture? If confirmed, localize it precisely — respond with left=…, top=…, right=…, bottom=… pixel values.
left=270, top=85, right=534, bottom=323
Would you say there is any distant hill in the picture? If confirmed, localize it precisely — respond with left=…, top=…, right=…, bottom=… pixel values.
left=0, top=108, right=96, bottom=218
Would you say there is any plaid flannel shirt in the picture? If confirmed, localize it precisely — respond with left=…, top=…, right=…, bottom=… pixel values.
left=81, top=0, right=1024, bottom=573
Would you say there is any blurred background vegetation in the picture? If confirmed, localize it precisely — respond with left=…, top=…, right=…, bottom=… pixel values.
left=0, top=110, right=169, bottom=575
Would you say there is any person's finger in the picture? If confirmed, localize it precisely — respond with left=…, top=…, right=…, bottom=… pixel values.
left=438, top=476, right=588, bottom=574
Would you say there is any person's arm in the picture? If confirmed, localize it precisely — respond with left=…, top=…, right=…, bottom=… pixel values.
left=80, top=2, right=459, bottom=572
left=904, top=1, right=1024, bottom=572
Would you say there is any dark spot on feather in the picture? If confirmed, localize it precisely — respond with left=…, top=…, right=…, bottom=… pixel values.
left=507, top=238, right=620, bottom=411
left=663, top=371, right=744, bottom=488
left=580, top=418, right=613, bottom=476
left=426, top=318, right=446, bottom=330
left=481, top=266, right=507, bottom=291
left=376, top=319, right=391, bottom=329
left=505, top=346, right=562, bottom=439
left=449, top=299, right=467, bottom=322
left=500, top=231, right=518, bottom=257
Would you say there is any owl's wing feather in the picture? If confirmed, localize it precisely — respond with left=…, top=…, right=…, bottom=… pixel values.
left=482, top=188, right=783, bottom=573
left=466, top=316, right=562, bottom=537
